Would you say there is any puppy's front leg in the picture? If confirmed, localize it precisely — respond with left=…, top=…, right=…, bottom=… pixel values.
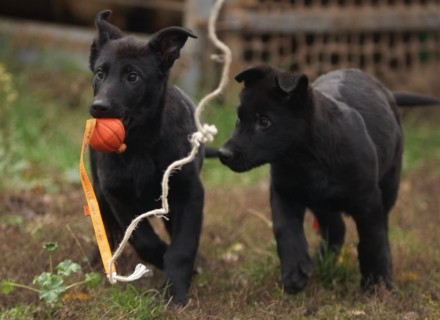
left=161, top=177, right=204, bottom=305
left=270, top=183, right=312, bottom=293
left=103, top=190, right=168, bottom=269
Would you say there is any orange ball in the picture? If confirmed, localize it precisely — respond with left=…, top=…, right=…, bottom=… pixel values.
left=89, top=118, right=127, bottom=153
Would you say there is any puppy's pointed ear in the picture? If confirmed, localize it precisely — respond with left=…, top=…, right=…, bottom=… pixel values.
left=276, top=72, right=309, bottom=96
left=89, top=10, right=123, bottom=70
left=95, top=10, right=123, bottom=45
left=148, top=27, right=197, bottom=71
left=235, top=65, right=271, bottom=87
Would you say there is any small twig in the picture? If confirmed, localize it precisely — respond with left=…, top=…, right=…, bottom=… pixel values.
left=49, top=254, right=53, bottom=274
left=66, top=224, right=92, bottom=270
left=65, top=280, right=88, bottom=291
left=6, top=282, right=40, bottom=293
left=247, top=208, right=273, bottom=228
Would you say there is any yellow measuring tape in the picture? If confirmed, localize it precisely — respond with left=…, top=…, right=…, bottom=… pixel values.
left=79, top=118, right=116, bottom=277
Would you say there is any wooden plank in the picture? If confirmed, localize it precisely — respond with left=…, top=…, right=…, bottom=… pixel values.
left=180, top=0, right=215, bottom=95
left=95, top=0, right=184, bottom=12
left=222, top=7, right=440, bottom=33
left=0, top=16, right=149, bottom=70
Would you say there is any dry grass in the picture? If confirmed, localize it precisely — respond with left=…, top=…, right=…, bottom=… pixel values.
left=1, top=166, right=440, bottom=319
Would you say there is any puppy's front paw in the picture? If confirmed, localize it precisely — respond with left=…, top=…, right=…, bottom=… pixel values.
left=281, top=259, right=313, bottom=293
left=159, top=281, right=189, bottom=306
left=360, top=275, right=394, bottom=293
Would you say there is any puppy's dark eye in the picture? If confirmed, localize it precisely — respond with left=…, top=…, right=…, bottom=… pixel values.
left=127, top=72, right=139, bottom=83
left=95, top=69, right=104, bottom=81
left=257, top=116, right=271, bottom=129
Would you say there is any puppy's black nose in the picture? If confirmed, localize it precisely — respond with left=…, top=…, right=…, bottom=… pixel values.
left=90, top=100, right=110, bottom=115
left=218, top=147, right=234, bottom=164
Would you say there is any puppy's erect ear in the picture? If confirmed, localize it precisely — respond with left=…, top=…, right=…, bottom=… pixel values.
left=95, top=10, right=123, bottom=45
left=89, top=10, right=123, bottom=70
left=276, top=72, right=309, bottom=96
left=235, top=65, right=272, bottom=87
left=148, top=27, right=197, bottom=71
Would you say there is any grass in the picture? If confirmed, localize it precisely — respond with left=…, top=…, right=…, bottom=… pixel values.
left=1, top=37, right=440, bottom=319
left=0, top=39, right=90, bottom=192
left=402, top=111, right=440, bottom=174
left=100, top=285, right=171, bottom=319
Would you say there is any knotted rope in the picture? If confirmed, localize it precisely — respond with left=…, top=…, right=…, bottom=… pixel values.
left=107, top=0, right=231, bottom=284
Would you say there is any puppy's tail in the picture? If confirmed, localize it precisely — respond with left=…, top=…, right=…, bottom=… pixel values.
left=393, top=92, right=440, bottom=107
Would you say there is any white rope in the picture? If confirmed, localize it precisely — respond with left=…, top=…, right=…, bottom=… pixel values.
left=107, top=0, right=230, bottom=284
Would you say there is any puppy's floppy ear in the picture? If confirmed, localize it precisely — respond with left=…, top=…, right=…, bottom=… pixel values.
left=148, top=27, right=197, bottom=71
left=276, top=72, right=309, bottom=96
left=235, top=65, right=272, bottom=87
left=89, top=10, right=123, bottom=70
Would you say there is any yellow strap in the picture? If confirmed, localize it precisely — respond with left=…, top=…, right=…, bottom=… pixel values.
left=79, top=118, right=116, bottom=277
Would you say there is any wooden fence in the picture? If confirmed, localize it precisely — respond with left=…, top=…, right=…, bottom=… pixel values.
left=183, top=0, right=440, bottom=94
left=1, top=0, right=439, bottom=93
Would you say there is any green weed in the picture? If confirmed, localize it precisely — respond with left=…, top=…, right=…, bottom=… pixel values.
left=1, top=242, right=101, bottom=307
left=241, top=240, right=279, bottom=285
left=313, top=244, right=358, bottom=290
left=0, top=305, right=38, bottom=320
left=402, top=114, right=440, bottom=174
left=102, top=285, right=173, bottom=320
left=0, top=64, right=19, bottom=190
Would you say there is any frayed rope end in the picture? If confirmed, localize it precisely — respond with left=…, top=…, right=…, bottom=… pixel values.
left=108, top=263, right=152, bottom=284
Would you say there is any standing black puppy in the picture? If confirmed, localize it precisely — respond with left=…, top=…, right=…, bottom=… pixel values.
left=218, top=65, right=439, bottom=293
left=88, top=10, right=204, bottom=305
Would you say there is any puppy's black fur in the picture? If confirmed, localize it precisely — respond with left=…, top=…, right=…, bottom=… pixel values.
left=88, top=10, right=204, bottom=305
left=219, top=65, right=439, bottom=293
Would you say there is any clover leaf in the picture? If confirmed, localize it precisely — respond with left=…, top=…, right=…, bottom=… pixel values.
left=56, top=260, right=81, bottom=277
left=43, top=242, right=58, bottom=253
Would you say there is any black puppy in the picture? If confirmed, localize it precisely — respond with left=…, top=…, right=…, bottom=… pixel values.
left=88, top=10, right=204, bottom=305
left=219, top=65, right=439, bottom=293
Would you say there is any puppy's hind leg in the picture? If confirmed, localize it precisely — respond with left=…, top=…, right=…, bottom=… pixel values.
left=351, top=188, right=393, bottom=291
left=379, top=164, right=401, bottom=219
left=313, top=210, right=346, bottom=261
left=125, top=220, right=168, bottom=269
left=106, top=196, right=169, bottom=269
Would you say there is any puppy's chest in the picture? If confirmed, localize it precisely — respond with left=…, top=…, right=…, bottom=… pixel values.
left=276, top=165, right=346, bottom=206
left=293, top=169, right=330, bottom=200
left=98, top=155, right=161, bottom=198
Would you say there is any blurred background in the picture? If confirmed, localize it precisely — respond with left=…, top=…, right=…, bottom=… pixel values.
left=1, top=0, right=439, bottom=94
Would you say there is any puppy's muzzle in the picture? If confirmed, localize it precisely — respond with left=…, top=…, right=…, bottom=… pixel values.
left=218, top=147, right=234, bottom=166
left=90, top=99, right=111, bottom=118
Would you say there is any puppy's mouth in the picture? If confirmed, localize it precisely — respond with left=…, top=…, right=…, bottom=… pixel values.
left=121, top=116, right=130, bottom=129
left=91, top=114, right=128, bottom=129
left=219, top=151, right=259, bottom=173
left=226, top=164, right=254, bottom=173
left=225, top=161, right=263, bottom=173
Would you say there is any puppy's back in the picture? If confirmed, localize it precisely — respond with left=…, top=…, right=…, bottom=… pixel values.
left=313, top=69, right=402, bottom=173
left=313, top=69, right=399, bottom=127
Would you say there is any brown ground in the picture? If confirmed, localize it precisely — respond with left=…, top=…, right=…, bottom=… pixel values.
left=1, top=165, right=440, bottom=319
